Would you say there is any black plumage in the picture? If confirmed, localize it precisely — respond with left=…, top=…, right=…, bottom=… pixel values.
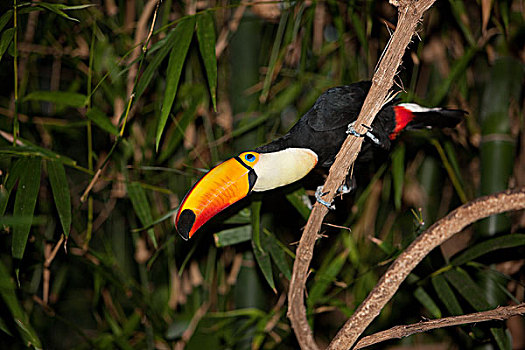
left=255, top=81, right=465, bottom=168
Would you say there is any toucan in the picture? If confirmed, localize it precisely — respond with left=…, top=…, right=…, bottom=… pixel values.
left=175, top=81, right=465, bottom=240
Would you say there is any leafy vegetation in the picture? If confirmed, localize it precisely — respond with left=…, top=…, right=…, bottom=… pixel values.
left=0, top=0, right=524, bottom=349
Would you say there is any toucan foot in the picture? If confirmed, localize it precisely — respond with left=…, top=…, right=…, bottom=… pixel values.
left=346, top=121, right=380, bottom=145
left=315, top=186, right=335, bottom=210
left=337, top=184, right=353, bottom=195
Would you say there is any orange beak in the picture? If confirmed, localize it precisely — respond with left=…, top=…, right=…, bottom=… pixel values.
left=175, top=156, right=257, bottom=240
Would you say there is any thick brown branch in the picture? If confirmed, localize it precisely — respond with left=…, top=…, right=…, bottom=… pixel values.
left=355, top=303, right=525, bottom=349
left=328, top=188, right=525, bottom=349
left=287, top=1, right=437, bottom=349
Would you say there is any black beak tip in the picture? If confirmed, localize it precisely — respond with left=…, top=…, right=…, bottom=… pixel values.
left=175, top=209, right=196, bottom=241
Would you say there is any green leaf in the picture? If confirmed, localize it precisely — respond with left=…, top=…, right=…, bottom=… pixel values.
left=214, top=225, right=252, bottom=247
left=127, top=182, right=157, bottom=249
left=47, top=160, right=71, bottom=237
left=156, top=16, right=195, bottom=151
left=0, top=158, right=27, bottom=217
left=0, top=315, right=13, bottom=337
left=222, top=208, right=251, bottom=225
left=414, top=286, right=441, bottom=318
left=446, top=268, right=511, bottom=348
left=431, top=274, right=463, bottom=316
left=157, top=85, right=203, bottom=163
left=12, top=157, right=41, bottom=259
left=0, top=10, right=13, bottom=33
left=251, top=200, right=275, bottom=292
left=251, top=239, right=275, bottom=293
left=451, top=234, right=525, bottom=266
left=307, top=249, right=349, bottom=310
left=24, top=91, right=87, bottom=108
left=196, top=11, right=217, bottom=111
left=0, top=145, right=77, bottom=168
left=285, top=187, right=311, bottom=220
left=35, top=3, right=94, bottom=22
left=0, top=260, right=42, bottom=349
left=0, top=28, right=14, bottom=63
left=135, top=31, right=176, bottom=99
left=491, top=327, right=511, bottom=350
left=86, top=107, right=119, bottom=135
left=0, top=216, right=47, bottom=226
left=263, top=230, right=291, bottom=280
left=391, top=143, right=405, bottom=210
left=444, top=268, right=490, bottom=310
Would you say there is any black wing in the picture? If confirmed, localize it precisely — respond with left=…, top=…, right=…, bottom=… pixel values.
left=305, top=81, right=371, bottom=131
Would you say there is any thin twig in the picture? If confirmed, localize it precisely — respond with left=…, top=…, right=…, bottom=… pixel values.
left=355, top=303, right=525, bottom=349
left=43, top=235, right=65, bottom=304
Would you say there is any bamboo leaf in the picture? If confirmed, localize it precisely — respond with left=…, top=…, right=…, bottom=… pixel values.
left=444, top=268, right=490, bottom=310
left=35, top=2, right=93, bottom=22
left=214, top=225, right=252, bottom=247
left=451, top=234, right=525, bottom=266
left=0, top=28, right=14, bottom=63
left=24, top=91, right=87, bottom=108
left=285, top=187, right=311, bottom=220
left=260, top=11, right=288, bottom=102
left=86, top=107, right=119, bottom=135
left=251, top=239, right=275, bottom=293
left=0, top=145, right=77, bottom=167
left=127, top=182, right=157, bottom=249
left=12, top=157, right=41, bottom=260
left=251, top=201, right=275, bottom=292
left=0, top=10, right=12, bottom=33
left=391, top=143, right=405, bottom=210
left=0, top=158, right=28, bottom=217
left=414, top=286, right=441, bottom=318
left=157, top=85, right=202, bottom=163
left=263, top=229, right=291, bottom=280
left=0, top=316, right=13, bottom=337
left=0, top=261, right=42, bottom=349
left=307, top=249, right=349, bottom=310
left=156, top=16, right=195, bottom=151
left=431, top=274, right=463, bottom=316
left=47, top=160, right=71, bottom=237
left=0, top=216, right=47, bottom=226
left=135, top=29, right=178, bottom=99
left=196, top=11, right=217, bottom=111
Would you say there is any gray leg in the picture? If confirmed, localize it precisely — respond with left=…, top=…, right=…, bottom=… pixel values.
left=346, top=121, right=381, bottom=146
left=315, top=186, right=335, bottom=210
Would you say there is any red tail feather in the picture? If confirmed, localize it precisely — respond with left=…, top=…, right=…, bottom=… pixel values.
left=391, top=106, right=414, bottom=140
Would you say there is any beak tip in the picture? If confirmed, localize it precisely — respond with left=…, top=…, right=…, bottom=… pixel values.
left=175, top=209, right=196, bottom=241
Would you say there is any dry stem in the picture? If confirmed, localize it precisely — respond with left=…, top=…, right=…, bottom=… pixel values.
left=328, top=189, right=525, bottom=349
left=287, top=1, right=437, bottom=349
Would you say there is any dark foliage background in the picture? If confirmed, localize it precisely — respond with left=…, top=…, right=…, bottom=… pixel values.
left=0, top=0, right=524, bottom=349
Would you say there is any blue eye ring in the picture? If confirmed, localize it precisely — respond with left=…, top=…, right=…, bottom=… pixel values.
left=245, top=154, right=256, bottom=162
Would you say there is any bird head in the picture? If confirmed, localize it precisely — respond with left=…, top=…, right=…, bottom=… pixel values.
left=174, top=148, right=317, bottom=240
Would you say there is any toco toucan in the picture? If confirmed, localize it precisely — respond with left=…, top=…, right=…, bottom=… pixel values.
left=175, top=81, right=465, bottom=240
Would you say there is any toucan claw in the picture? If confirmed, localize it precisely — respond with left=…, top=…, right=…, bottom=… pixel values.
left=346, top=122, right=380, bottom=145
left=337, top=184, right=353, bottom=195
left=315, top=186, right=336, bottom=210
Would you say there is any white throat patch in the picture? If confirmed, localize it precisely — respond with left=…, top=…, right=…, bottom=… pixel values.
left=252, top=148, right=318, bottom=192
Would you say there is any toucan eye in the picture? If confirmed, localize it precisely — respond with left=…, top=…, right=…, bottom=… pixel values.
left=245, top=154, right=256, bottom=162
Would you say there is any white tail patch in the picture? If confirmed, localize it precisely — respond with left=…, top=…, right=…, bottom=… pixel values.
left=398, top=103, right=442, bottom=113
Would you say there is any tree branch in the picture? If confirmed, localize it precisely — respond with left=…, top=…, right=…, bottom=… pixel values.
left=287, top=1, right=437, bottom=349
left=354, top=303, right=525, bottom=349
left=328, top=188, right=525, bottom=349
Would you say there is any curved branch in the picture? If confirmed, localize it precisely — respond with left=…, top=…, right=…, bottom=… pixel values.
left=354, top=303, right=525, bottom=349
left=287, top=1, right=437, bottom=349
left=328, top=188, right=525, bottom=349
